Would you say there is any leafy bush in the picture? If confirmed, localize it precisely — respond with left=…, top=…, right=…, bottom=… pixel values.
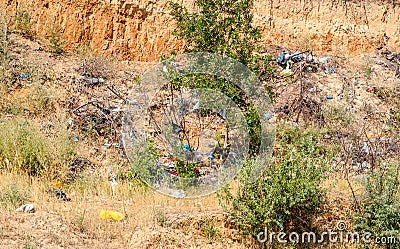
left=170, top=0, right=260, bottom=65
left=219, top=126, right=332, bottom=241
left=354, top=164, right=400, bottom=248
left=168, top=0, right=274, bottom=155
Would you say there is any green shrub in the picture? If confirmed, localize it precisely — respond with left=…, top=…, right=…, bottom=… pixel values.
left=0, top=119, right=50, bottom=175
left=219, top=126, right=332, bottom=241
left=46, top=22, right=65, bottom=54
left=200, top=218, right=220, bottom=241
left=14, top=9, right=34, bottom=39
left=170, top=0, right=260, bottom=65
left=0, top=183, right=29, bottom=210
left=0, top=119, right=74, bottom=177
left=354, top=164, right=400, bottom=248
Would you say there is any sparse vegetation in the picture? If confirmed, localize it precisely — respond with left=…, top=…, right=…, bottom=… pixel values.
left=0, top=118, right=75, bottom=177
left=156, top=210, right=167, bottom=227
left=46, top=21, right=65, bottom=54
left=0, top=0, right=399, bottom=248
left=220, top=126, right=333, bottom=241
left=200, top=218, right=219, bottom=241
left=354, top=163, right=400, bottom=248
left=14, top=9, right=34, bottom=39
left=0, top=183, right=29, bottom=210
left=79, top=54, right=115, bottom=80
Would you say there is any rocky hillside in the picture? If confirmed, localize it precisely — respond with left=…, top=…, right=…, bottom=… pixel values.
left=1, top=0, right=399, bottom=60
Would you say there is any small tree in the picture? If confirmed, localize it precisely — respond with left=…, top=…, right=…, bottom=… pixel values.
left=220, top=126, right=331, bottom=243
left=169, top=0, right=274, bottom=156
left=170, top=0, right=260, bottom=65
left=46, top=22, right=65, bottom=54
left=354, top=164, right=400, bottom=249
left=14, top=8, right=34, bottom=39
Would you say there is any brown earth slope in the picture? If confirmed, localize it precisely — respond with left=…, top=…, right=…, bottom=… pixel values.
left=1, top=0, right=399, bottom=61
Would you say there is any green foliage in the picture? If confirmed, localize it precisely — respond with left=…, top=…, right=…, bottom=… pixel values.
left=175, top=160, right=197, bottom=178
left=219, top=126, right=331, bottom=239
left=23, top=244, right=36, bottom=249
left=170, top=0, right=260, bottom=65
left=14, top=9, right=33, bottom=39
left=46, top=22, right=65, bottom=54
left=156, top=210, right=167, bottom=227
left=0, top=119, right=49, bottom=175
left=0, top=183, right=29, bottom=210
left=354, top=164, right=400, bottom=248
left=168, top=0, right=274, bottom=156
left=130, top=141, right=161, bottom=182
left=200, top=218, right=219, bottom=241
left=0, top=119, right=74, bottom=177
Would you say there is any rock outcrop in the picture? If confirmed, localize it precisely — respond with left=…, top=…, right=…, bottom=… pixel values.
left=2, top=0, right=399, bottom=61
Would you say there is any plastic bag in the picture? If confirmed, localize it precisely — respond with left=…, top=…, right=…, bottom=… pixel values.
left=99, top=209, right=124, bottom=221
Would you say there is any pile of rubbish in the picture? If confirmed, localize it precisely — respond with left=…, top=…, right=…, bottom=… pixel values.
left=275, top=50, right=335, bottom=75
left=378, top=50, right=400, bottom=77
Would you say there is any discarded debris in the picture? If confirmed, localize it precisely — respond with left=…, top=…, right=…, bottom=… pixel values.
left=16, top=204, right=35, bottom=213
left=51, top=179, right=63, bottom=188
left=109, top=176, right=118, bottom=196
left=281, top=68, right=293, bottom=76
left=49, top=189, right=71, bottom=201
left=19, top=73, right=29, bottom=79
left=99, top=209, right=124, bottom=221
left=182, top=144, right=190, bottom=152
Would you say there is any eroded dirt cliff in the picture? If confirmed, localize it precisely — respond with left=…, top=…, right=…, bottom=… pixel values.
left=2, top=0, right=400, bottom=60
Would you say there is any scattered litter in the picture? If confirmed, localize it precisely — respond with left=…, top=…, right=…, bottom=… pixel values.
left=109, top=176, right=118, bottom=196
left=207, top=153, right=215, bottom=161
left=16, top=204, right=35, bottom=213
left=182, top=144, right=190, bottom=152
left=99, top=209, right=124, bottom=221
left=319, top=57, right=329, bottom=64
left=306, top=54, right=317, bottom=63
left=88, top=78, right=99, bottom=84
left=291, top=52, right=303, bottom=62
left=362, top=142, right=370, bottom=154
left=281, top=68, right=293, bottom=76
left=19, top=73, right=29, bottom=79
left=51, top=179, right=63, bottom=188
left=275, top=213, right=284, bottom=227
left=67, top=118, right=75, bottom=128
left=326, top=95, right=334, bottom=99
left=49, top=189, right=71, bottom=201
left=367, top=86, right=375, bottom=92
left=172, top=189, right=185, bottom=198
left=276, top=51, right=291, bottom=67
left=72, top=136, right=79, bottom=142
left=171, top=123, right=182, bottom=134
left=263, top=112, right=271, bottom=119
